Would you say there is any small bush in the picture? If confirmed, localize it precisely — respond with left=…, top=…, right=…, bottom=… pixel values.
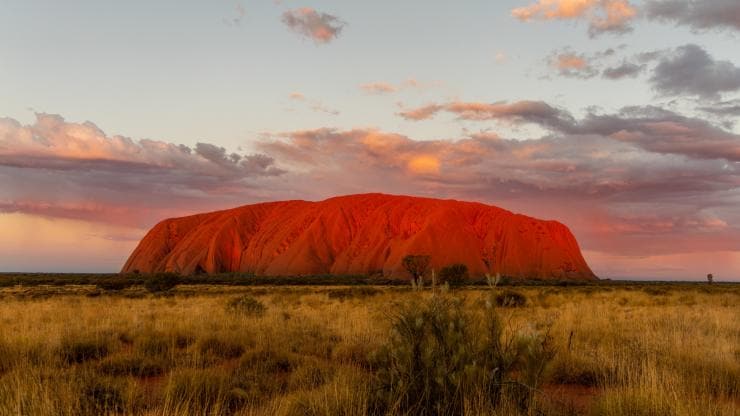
left=370, top=294, right=555, bottom=415
left=326, top=287, right=380, bottom=300
left=174, top=332, right=196, bottom=349
left=230, top=350, right=300, bottom=404
left=59, top=338, right=110, bottom=364
left=80, top=377, right=127, bottom=414
left=197, top=336, right=245, bottom=360
left=495, top=290, right=528, bottom=307
left=642, top=287, right=669, bottom=296
left=226, top=295, right=266, bottom=316
left=136, top=332, right=172, bottom=356
left=144, top=273, right=180, bottom=293
left=548, top=354, right=600, bottom=386
left=164, top=369, right=236, bottom=414
left=438, top=263, right=469, bottom=286
left=96, top=279, right=136, bottom=291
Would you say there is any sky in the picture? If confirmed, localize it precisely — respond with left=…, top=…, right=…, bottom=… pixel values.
left=1, top=0, right=739, bottom=280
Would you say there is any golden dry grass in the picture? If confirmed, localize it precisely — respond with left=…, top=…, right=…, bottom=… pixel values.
left=0, top=283, right=737, bottom=415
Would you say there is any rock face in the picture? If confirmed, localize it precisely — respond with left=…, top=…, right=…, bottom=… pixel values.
left=122, top=193, right=596, bottom=280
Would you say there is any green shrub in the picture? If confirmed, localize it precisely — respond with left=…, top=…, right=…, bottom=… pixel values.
left=438, top=263, right=469, bottom=286
left=370, top=293, right=555, bottom=415
left=95, top=279, right=136, bottom=291
left=144, top=273, right=180, bottom=293
left=226, top=295, right=266, bottom=317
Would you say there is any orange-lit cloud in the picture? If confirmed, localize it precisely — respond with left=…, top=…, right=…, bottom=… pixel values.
left=555, top=53, right=588, bottom=69
left=359, top=79, right=438, bottom=94
left=360, top=82, right=398, bottom=94
left=397, top=104, right=444, bottom=121
left=407, top=155, right=441, bottom=175
left=549, top=50, right=598, bottom=78
left=281, top=8, right=345, bottom=44
left=398, top=100, right=575, bottom=130
left=512, top=0, right=637, bottom=36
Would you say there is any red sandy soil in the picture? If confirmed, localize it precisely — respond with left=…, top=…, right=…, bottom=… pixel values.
left=122, top=193, right=595, bottom=280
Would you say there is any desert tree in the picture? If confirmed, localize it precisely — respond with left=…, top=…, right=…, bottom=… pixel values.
left=402, top=254, right=430, bottom=288
left=439, top=263, right=469, bottom=287
left=707, top=273, right=714, bottom=284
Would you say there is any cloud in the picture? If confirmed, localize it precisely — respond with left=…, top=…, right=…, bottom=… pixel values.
left=545, top=47, right=636, bottom=80
left=573, top=107, right=740, bottom=161
left=0, top=114, right=284, bottom=226
left=602, top=61, right=645, bottom=79
left=398, top=100, right=576, bottom=130
left=645, top=0, right=740, bottom=32
left=649, top=44, right=740, bottom=99
left=359, top=79, right=438, bottom=95
left=223, top=1, right=246, bottom=26
left=281, top=8, right=345, bottom=44
left=399, top=99, right=740, bottom=162
left=698, top=99, right=740, bottom=117
left=286, top=92, right=339, bottom=115
left=549, top=50, right=599, bottom=78
left=512, top=0, right=637, bottom=36
left=397, top=104, right=444, bottom=121
left=360, top=82, right=398, bottom=94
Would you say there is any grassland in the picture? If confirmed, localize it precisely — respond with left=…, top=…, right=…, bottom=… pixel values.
left=0, top=278, right=737, bottom=415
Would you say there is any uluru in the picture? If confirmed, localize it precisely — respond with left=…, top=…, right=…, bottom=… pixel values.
left=122, top=193, right=596, bottom=280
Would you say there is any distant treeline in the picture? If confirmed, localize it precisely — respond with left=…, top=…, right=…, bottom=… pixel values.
left=0, top=272, right=734, bottom=288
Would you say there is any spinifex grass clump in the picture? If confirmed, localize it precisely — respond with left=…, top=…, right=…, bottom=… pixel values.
left=370, top=292, right=555, bottom=415
left=226, top=295, right=267, bottom=317
left=59, top=337, right=110, bottom=364
left=495, top=289, right=528, bottom=307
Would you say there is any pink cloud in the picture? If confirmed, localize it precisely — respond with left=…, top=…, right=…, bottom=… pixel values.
left=398, top=100, right=575, bottom=130
left=0, top=114, right=283, bottom=227
left=397, top=104, right=444, bottom=121
left=512, top=0, right=637, bottom=36
left=281, top=8, right=345, bottom=44
left=360, top=82, right=398, bottom=94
